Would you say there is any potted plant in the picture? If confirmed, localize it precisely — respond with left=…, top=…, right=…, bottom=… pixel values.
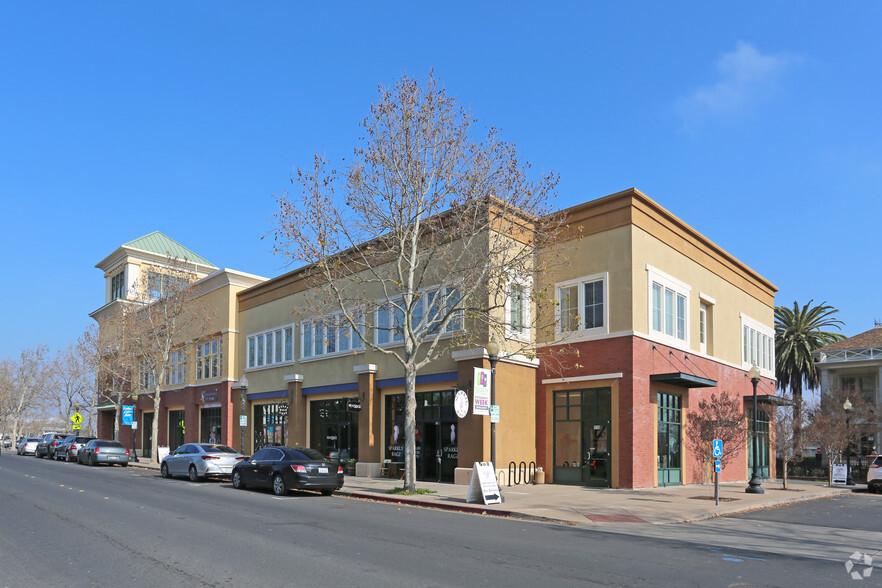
left=347, top=458, right=357, bottom=476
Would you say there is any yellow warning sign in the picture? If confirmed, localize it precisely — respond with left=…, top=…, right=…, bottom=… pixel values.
left=70, top=412, right=84, bottom=425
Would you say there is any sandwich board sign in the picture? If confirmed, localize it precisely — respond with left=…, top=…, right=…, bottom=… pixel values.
left=832, top=464, right=848, bottom=486
left=466, top=462, right=503, bottom=505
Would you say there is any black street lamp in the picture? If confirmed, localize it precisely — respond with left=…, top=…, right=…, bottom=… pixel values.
left=237, top=375, right=249, bottom=455
left=746, top=364, right=764, bottom=494
left=486, top=339, right=500, bottom=469
left=844, top=398, right=855, bottom=486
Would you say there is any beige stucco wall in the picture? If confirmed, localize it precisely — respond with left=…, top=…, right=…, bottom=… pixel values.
left=631, top=225, right=774, bottom=368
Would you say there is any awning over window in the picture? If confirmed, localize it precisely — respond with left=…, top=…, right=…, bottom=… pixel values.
left=96, top=400, right=117, bottom=411
left=650, top=372, right=717, bottom=388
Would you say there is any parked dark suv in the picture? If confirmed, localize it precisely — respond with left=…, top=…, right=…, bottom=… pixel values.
left=35, top=433, right=68, bottom=459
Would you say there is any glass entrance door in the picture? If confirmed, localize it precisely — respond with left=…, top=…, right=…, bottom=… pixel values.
left=553, top=388, right=612, bottom=487
left=657, top=392, right=681, bottom=486
left=168, top=409, right=185, bottom=450
left=582, top=421, right=609, bottom=486
left=142, top=412, right=154, bottom=458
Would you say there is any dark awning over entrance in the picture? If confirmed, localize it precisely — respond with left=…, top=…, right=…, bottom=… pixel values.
left=650, top=372, right=717, bottom=388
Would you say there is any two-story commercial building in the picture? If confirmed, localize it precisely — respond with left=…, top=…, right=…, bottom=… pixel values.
left=92, top=190, right=777, bottom=488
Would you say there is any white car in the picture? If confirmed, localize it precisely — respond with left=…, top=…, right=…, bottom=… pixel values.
left=867, top=455, right=882, bottom=493
left=17, top=438, right=41, bottom=455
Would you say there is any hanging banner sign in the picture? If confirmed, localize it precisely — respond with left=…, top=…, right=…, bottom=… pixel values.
left=121, top=405, right=134, bottom=426
left=466, top=462, right=503, bottom=505
left=346, top=399, right=362, bottom=412
left=473, top=368, right=491, bottom=416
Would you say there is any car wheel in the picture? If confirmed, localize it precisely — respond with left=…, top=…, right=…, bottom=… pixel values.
left=160, top=463, right=170, bottom=478
left=272, top=474, right=287, bottom=496
left=321, top=488, right=335, bottom=496
left=67, top=453, right=74, bottom=463
left=232, top=470, right=246, bottom=489
left=188, top=465, right=200, bottom=483
left=90, top=454, right=97, bottom=466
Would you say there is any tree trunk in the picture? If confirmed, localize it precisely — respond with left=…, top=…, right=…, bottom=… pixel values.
left=152, top=391, right=161, bottom=463
left=403, top=360, right=417, bottom=492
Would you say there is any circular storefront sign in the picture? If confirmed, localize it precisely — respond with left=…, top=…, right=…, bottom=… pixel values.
left=454, top=389, right=469, bottom=419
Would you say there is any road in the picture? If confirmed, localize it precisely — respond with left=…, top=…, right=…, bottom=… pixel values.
left=0, top=454, right=879, bottom=587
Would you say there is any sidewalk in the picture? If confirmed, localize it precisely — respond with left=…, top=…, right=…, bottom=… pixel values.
left=130, top=458, right=854, bottom=526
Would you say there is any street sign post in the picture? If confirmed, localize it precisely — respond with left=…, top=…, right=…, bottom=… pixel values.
left=713, top=440, right=723, bottom=505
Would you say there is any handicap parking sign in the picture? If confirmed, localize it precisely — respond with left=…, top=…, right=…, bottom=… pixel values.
left=713, top=439, right=723, bottom=459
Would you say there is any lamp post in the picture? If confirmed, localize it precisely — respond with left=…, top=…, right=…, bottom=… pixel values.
left=486, top=339, right=500, bottom=469
left=746, top=364, right=764, bottom=494
left=238, top=375, right=249, bottom=455
left=844, top=398, right=855, bottom=486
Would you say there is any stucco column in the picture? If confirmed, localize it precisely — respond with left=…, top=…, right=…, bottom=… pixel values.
left=354, top=364, right=379, bottom=462
left=285, top=374, right=306, bottom=447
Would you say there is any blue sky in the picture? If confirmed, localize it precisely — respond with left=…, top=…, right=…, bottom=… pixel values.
left=2, top=2, right=880, bottom=360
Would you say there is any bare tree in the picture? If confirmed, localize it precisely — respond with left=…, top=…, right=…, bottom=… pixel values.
left=1, top=347, right=53, bottom=442
left=685, top=391, right=747, bottom=484
left=271, top=71, right=561, bottom=491
left=806, top=387, right=873, bottom=486
left=51, top=333, right=96, bottom=433
left=774, top=392, right=804, bottom=489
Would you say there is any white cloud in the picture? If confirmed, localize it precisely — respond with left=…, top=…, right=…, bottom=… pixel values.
left=676, top=41, right=799, bottom=130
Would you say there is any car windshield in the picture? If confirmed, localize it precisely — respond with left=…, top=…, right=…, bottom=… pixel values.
left=199, top=445, right=237, bottom=454
left=75, top=437, right=95, bottom=443
left=873, top=456, right=882, bottom=466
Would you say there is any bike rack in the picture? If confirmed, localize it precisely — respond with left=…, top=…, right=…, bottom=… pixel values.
left=507, top=461, right=538, bottom=486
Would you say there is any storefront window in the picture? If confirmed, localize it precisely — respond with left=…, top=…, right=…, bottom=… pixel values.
left=384, top=390, right=457, bottom=482
left=310, top=398, right=359, bottom=465
left=254, top=403, right=287, bottom=450
left=201, top=406, right=222, bottom=444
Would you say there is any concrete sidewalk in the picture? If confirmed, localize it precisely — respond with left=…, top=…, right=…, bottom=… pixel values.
left=130, top=458, right=854, bottom=526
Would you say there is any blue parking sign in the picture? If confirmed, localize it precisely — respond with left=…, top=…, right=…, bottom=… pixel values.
left=715, top=460, right=722, bottom=473
left=713, top=439, right=723, bottom=458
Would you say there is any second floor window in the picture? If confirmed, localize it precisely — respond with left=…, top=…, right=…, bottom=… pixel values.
left=248, top=326, right=294, bottom=368
left=558, top=275, right=606, bottom=334
left=375, top=287, right=462, bottom=346
left=196, top=339, right=222, bottom=380
left=166, top=349, right=185, bottom=386
left=139, top=360, right=154, bottom=390
left=302, top=313, right=364, bottom=359
left=741, top=315, right=773, bottom=372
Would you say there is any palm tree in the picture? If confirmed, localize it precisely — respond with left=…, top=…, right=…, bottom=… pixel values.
left=775, top=300, right=846, bottom=448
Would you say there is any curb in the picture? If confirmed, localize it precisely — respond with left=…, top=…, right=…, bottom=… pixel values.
left=340, top=490, right=580, bottom=526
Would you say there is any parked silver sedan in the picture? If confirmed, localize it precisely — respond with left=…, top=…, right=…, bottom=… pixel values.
left=78, top=439, right=129, bottom=466
left=160, top=443, right=244, bottom=482
left=17, top=437, right=41, bottom=455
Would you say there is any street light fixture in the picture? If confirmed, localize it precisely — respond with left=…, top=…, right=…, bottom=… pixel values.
left=237, top=375, right=249, bottom=455
left=844, top=398, right=855, bottom=486
left=486, top=339, right=500, bottom=469
left=746, top=364, right=764, bottom=494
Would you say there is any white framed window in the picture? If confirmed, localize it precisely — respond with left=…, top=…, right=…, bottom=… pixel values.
left=557, top=273, right=607, bottom=335
left=146, top=271, right=188, bottom=300
left=375, top=287, right=463, bottom=347
left=247, top=326, right=294, bottom=368
left=699, top=303, right=707, bottom=354
left=302, top=312, right=364, bottom=359
left=165, top=349, right=185, bottom=386
left=139, top=360, right=154, bottom=390
left=196, top=338, right=222, bottom=380
left=647, top=265, right=691, bottom=345
left=741, top=314, right=774, bottom=373
left=505, top=276, right=531, bottom=341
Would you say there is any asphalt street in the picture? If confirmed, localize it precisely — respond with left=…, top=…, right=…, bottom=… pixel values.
left=0, top=454, right=877, bottom=587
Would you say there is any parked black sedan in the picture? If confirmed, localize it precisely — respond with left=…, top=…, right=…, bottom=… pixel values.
left=231, top=446, right=344, bottom=496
